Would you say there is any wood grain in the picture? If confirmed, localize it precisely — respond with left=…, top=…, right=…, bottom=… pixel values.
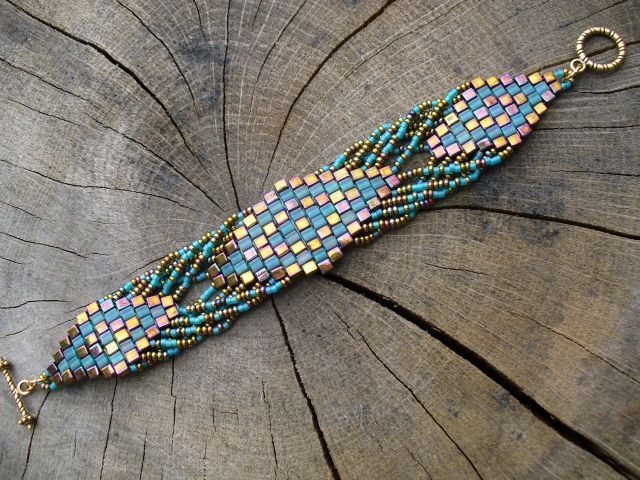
left=0, top=0, right=638, bottom=478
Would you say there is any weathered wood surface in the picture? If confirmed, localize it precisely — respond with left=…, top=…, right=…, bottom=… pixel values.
left=0, top=0, right=638, bottom=478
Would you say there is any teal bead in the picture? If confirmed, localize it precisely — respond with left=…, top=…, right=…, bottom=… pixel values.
left=445, top=88, right=458, bottom=105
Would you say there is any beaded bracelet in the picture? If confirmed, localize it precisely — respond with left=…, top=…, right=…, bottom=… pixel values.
left=0, top=27, right=626, bottom=429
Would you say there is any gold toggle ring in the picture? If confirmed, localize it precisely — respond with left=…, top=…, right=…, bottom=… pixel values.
left=576, top=27, right=626, bottom=72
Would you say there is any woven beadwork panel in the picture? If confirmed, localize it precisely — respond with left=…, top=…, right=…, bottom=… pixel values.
left=46, top=295, right=177, bottom=386
left=208, top=166, right=400, bottom=290
left=427, top=71, right=562, bottom=159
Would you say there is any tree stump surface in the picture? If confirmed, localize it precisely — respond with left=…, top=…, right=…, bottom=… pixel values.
left=0, top=1, right=638, bottom=478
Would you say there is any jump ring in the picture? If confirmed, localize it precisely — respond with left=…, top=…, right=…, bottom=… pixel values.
left=570, top=58, right=586, bottom=73
left=17, top=379, right=35, bottom=396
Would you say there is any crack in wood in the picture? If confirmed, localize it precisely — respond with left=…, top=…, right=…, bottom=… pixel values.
left=574, top=83, right=640, bottom=96
left=0, top=299, right=70, bottom=311
left=71, top=428, right=78, bottom=459
left=191, top=0, right=206, bottom=40
left=126, top=254, right=168, bottom=278
left=537, top=39, right=640, bottom=73
left=211, top=400, right=216, bottom=435
left=0, top=231, right=95, bottom=259
left=0, top=254, right=23, bottom=265
left=139, top=430, right=147, bottom=480
left=0, top=154, right=200, bottom=213
left=324, top=272, right=640, bottom=478
left=19, top=391, right=50, bottom=480
left=260, top=0, right=398, bottom=191
left=405, top=446, right=433, bottom=480
left=271, top=299, right=341, bottom=480
left=261, top=379, right=279, bottom=477
left=86, top=116, right=221, bottom=211
left=222, top=0, right=241, bottom=210
left=99, top=378, right=117, bottom=480
left=213, top=408, right=238, bottom=416
left=551, top=168, right=640, bottom=178
left=333, top=312, right=356, bottom=341
left=422, top=262, right=493, bottom=278
left=559, top=0, right=631, bottom=29
left=250, top=0, right=308, bottom=112
left=0, top=200, right=42, bottom=221
left=115, top=0, right=199, bottom=118
left=537, top=124, right=639, bottom=131
left=0, top=326, right=28, bottom=340
left=44, top=318, right=73, bottom=332
left=202, top=437, right=208, bottom=479
left=428, top=205, right=640, bottom=240
left=250, top=0, right=265, bottom=30
left=0, top=55, right=99, bottom=107
left=5, top=96, right=82, bottom=127
left=502, top=306, right=640, bottom=385
left=5, top=0, right=207, bottom=193
left=341, top=0, right=468, bottom=85
left=355, top=328, right=483, bottom=479
left=170, top=357, right=177, bottom=453
left=366, top=426, right=385, bottom=453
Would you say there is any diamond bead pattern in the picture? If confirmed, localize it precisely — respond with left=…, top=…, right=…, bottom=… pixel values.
left=427, top=72, right=562, bottom=159
left=209, top=166, right=399, bottom=290
left=47, top=295, right=177, bottom=387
